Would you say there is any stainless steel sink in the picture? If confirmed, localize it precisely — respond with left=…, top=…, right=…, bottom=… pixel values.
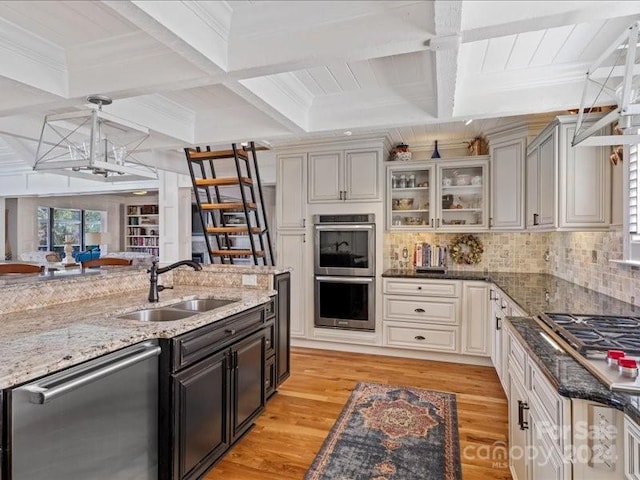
left=170, top=298, right=235, bottom=312
left=117, top=308, right=197, bottom=322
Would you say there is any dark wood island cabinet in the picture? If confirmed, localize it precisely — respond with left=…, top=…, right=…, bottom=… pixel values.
left=161, top=304, right=268, bottom=480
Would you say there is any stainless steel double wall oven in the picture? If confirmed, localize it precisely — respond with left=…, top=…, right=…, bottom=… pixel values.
left=313, top=214, right=375, bottom=331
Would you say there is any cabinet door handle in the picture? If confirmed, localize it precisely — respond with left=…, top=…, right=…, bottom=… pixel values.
left=430, top=218, right=434, bottom=228
left=225, top=328, right=236, bottom=335
left=496, top=316, right=502, bottom=331
left=414, top=335, right=426, bottom=341
left=343, top=190, right=348, bottom=200
left=533, top=213, right=539, bottom=226
left=489, top=289, right=497, bottom=301
left=303, top=218, right=306, bottom=227
left=518, top=400, right=529, bottom=430
left=303, top=233, right=306, bottom=243
left=414, top=308, right=425, bottom=313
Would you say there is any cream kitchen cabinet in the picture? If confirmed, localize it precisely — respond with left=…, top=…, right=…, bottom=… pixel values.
left=276, top=231, right=307, bottom=338
left=276, top=153, right=307, bottom=230
left=625, top=415, right=640, bottom=480
left=507, top=324, right=572, bottom=480
left=386, top=157, right=489, bottom=231
left=382, top=278, right=461, bottom=353
left=308, top=148, right=380, bottom=203
left=526, top=115, right=611, bottom=230
left=383, top=278, right=491, bottom=357
left=461, top=282, right=491, bottom=357
left=489, top=128, right=527, bottom=230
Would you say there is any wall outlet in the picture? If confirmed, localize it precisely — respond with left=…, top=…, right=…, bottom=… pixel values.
left=242, top=274, right=258, bottom=286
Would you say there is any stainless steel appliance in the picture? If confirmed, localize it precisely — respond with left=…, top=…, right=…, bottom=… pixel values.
left=313, top=214, right=375, bottom=331
left=11, top=340, right=160, bottom=480
left=313, top=214, right=375, bottom=277
left=537, top=313, right=640, bottom=394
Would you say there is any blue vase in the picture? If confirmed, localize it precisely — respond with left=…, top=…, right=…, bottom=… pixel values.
left=431, top=140, right=441, bottom=159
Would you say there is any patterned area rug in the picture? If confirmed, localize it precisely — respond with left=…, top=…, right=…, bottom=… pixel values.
left=305, top=382, right=462, bottom=480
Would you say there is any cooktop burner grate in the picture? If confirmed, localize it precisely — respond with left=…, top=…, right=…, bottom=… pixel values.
left=540, top=313, right=640, bottom=356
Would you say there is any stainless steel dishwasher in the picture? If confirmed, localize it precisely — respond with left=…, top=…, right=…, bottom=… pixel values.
left=10, top=340, right=160, bottom=480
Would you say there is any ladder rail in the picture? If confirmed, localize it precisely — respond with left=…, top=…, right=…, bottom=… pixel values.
left=238, top=144, right=268, bottom=265
left=206, top=147, right=235, bottom=264
left=185, top=149, right=215, bottom=264
left=248, top=141, right=275, bottom=266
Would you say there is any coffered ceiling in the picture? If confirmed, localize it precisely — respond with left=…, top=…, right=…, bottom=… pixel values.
left=0, top=0, right=638, bottom=182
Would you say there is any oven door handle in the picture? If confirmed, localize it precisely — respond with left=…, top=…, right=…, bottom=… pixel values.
left=314, top=225, right=374, bottom=230
left=315, top=276, right=374, bottom=283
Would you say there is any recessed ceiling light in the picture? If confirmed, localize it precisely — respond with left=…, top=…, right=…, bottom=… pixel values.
left=465, top=119, right=473, bottom=126
left=344, top=131, right=353, bottom=136
left=132, top=190, right=147, bottom=196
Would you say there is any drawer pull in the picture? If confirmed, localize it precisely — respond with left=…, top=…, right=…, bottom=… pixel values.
left=225, top=328, right=236, bottom=335
left=417, top=286, right=422, bottom=290
left=414, top=335, right=426, bottom=341
left=266, top=339, right=271, bottom=346
left=414, top=308, right=426, bottom=313
left=518, top=400, right=530, bottom=430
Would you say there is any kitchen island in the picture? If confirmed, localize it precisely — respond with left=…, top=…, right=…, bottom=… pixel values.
left=0, top=264, right=291, bottom=480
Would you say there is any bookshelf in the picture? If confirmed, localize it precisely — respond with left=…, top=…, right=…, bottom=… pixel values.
left=125, top=204, right=159, bottom=257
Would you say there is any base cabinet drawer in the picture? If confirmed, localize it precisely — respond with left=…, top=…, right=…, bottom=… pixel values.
left=383, top=278, right=460, bottom=297
left=384, top=296, right=459, bottom=325
left=383, top=322, right=459, bottom=352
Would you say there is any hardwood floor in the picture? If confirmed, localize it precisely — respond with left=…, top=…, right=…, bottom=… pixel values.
left=208, top=347, right=512, bottom=480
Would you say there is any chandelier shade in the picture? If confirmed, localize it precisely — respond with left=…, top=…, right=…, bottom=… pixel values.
left=33, top=95, right=157, bottom=182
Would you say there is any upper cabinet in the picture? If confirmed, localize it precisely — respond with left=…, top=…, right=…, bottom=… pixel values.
left=386, top=157, right=489, bottom=231
left=276, top=153, right=307, bottom=230
left=526, top=115, right=611, bottom=230
left=489, top=128, right=526, bottom=230
left=308, top=148, right=381, bottom=203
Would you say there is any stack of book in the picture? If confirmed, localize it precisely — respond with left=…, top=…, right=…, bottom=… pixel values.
left=414, top=242, right=447, bottom=272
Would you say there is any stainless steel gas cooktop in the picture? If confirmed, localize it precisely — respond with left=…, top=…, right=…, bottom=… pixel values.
left=537, top=312, right=640, bottom=394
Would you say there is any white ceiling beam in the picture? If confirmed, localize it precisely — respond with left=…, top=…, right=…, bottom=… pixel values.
left=462, top=2, right=640, bottom=43
left=0, top=17, right=67, bottom=97
left=225, top=81, right=308, bottom=134
left=101, top=0, right=230, bottom=76
left=432, top=1, right=463, bottom=119
left=227, top=2, right=435, bottom=76
left=106, top=95, right=196, bottom=144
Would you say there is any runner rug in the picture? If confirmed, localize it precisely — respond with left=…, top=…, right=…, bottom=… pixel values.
left=305, top=382, right=462, bottom=480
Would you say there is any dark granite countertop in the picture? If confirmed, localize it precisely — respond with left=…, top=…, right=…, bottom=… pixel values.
left=382, top=270, right=638, bottom=317
left=383, top=269, right=640, bottom=420
left=508, top=317, right=640, bottom=424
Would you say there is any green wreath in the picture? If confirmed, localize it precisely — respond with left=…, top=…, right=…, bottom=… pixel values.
left=449, top=234, right=483, bottom=265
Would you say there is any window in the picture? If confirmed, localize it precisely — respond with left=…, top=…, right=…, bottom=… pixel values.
left=38, top=207, right=107, bottom=255
left=625, top=143, right=640, bottom=262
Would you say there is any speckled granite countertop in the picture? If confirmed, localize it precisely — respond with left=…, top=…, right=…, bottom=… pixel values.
left=0, top=286, right=272, bottom=390
left=383, top=269, right=640, bottom=419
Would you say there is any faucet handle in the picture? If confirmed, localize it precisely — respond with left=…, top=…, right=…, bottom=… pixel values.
left=158, top=285, right=173, bottom=292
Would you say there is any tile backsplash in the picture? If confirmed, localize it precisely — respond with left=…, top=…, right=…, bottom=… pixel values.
left=384, top=228, right=640, bottom=307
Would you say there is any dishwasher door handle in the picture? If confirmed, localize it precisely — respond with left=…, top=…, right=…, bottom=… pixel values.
left=25, top=344, right=161, bottom=405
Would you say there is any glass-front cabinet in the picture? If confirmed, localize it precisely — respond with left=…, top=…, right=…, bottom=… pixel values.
left=388, top=163, right=434, bottom=229
left=386, top=157, right=489, bottom=231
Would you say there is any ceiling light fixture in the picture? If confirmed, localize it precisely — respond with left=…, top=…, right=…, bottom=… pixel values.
left=132, top=190, right=148, bottom=196
left=33, top=95, right=157, bottom=182
left=465, top=119, right=473, bottom=126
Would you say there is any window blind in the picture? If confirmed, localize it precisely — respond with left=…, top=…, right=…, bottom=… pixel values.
left=631, top=144, right=638, bottom=235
